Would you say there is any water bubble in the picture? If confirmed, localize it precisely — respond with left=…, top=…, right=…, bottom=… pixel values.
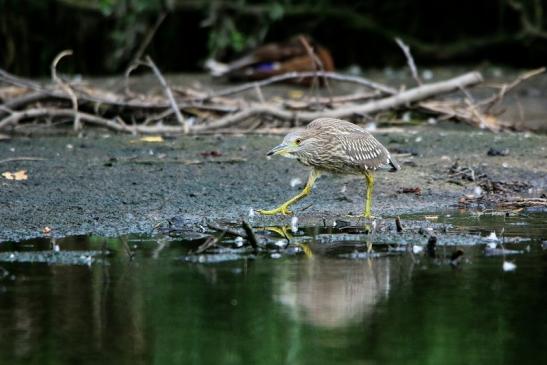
left=291, top=217, right=299, bottom=233
left=412, top=245, right=424, bottom=254
left=503, top=261, right=517, bottom=272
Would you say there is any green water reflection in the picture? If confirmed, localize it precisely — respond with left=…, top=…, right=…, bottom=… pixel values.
left=0, top=212, right=546, bottom=364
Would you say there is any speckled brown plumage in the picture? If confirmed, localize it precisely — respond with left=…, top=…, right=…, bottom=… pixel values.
left=258, top=117, right=400, bottom=217
left=289, top=118, right=400, bottom=174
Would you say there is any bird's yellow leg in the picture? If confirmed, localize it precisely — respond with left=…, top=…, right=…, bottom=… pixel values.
left=363, top=172, right=375, bottom=218
left=258, top=169, right=320, bottom=216
left=263, top=226, right=293, bottom=240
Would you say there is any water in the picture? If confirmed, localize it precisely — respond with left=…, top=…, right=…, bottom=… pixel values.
left=0, top=212, right=546, bottom=364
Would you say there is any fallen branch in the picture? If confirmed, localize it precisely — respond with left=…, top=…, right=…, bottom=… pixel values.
left=51, top=50, right=80, bottom=131
left=207, top=71, right=398, bottom=98
left=194, top=72, right=483, bottom=130
left=0, top=157, right=46, bottom=164
left=141, top=56, right=189, bottom=133
left=497, top=198, right=547, bottom=209
left=241, top=220, right=259, bottom=254
left=395, top=37, right=422, bottom=85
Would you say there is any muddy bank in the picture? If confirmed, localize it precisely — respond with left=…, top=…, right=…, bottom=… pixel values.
left=0, top=124, right=546, bottom=241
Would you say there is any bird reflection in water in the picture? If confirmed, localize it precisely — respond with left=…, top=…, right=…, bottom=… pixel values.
left=273, top=244, right=394, bottom=329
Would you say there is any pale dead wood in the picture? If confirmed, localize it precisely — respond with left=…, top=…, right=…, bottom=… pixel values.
left=498, top=198, right=547, bottom=208
left=193, top=72, right=483, bottom=131
left=51, top=50, right=81, bottom=131
left=478, top=67, right=546, bottom=112
left=0, top=157, right=47, bottom=164
left=207, top=71, right=398, bottom=98
left=395, top=37, right=422, bottom=85
left=419, top=67, right=545, bottom=131
left=0, top=107, right=129, bottom=131
left=142, top=56, right=188, bottom=133
left=298, top=35, right=334, bottom=103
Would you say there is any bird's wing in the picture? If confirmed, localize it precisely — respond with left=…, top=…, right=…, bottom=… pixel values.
left=333, top=133, right=392, bottom=170
left=307, top=118, right=368, bottom=135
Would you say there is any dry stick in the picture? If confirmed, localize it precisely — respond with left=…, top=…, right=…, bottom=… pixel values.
left=241, top=220, right=259, bottom=255
left=395, top=37, right=422, bottom=85
left=299, top=35, right=334, bottom=105
left=0, top=91, right=52, bottom=118
left=142, top=56, right=188, bottom=133
left=0, top=108, right=126, bottom=131
left=0, top=107, right=192, bottom=134
left=51, top=50, right=81, bottom=131
left=0, top=67, right=220, bottom=112
left=193, top=72, right=483, bottom=131
left=0, top=157, right=46, bottom=164
left=478, top=67, right=546, bottom=112
left=207, top=71, right=398, bottom=99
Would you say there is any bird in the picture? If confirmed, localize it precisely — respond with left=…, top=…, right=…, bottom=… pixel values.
left=257, top=118, right=400, bottom=218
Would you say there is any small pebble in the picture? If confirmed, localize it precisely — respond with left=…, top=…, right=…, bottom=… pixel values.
left=290, top=178, right=302, bottom=188
left=422, top=69, right=434, bottom=80
left=487, top=147, right=509, bottom=156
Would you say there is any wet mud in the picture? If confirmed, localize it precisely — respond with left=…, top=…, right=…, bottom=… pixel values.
left=1, top=124, right=545, bottom=242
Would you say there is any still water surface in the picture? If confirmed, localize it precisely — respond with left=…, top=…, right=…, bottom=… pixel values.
left=0, top=212, right=546, bottom=364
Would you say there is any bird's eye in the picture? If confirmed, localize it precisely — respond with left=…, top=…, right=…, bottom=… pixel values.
left=295, top=138, right=302, bottom=145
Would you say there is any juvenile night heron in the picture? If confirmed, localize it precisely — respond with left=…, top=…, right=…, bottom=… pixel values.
left=257, top=118, right=400, bottom=217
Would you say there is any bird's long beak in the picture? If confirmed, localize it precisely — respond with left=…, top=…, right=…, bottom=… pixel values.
left=267, top=143, right=289, bottom=156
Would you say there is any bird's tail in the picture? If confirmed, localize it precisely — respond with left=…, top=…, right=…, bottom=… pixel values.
left=388, top=155, right=401, bottom=172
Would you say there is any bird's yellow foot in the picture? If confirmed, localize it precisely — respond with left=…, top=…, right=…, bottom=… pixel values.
left=257, top=204, right=293, bottom=216
left=263, top=226, right=293, bottom=239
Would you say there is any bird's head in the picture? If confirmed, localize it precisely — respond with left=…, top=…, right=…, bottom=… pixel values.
left=267, top=130, right=317, bottom=159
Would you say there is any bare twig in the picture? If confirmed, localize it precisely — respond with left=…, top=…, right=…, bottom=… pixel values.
left=0, top=107, right=126, bottom=131
left=241, top=220, right=259, bottom=254
left=395, top=37, right=422, bottom=85
left=207, top=71, right=398, bottom=99
left=498, top=197, right=547, bottom=208
left=299, top=35, right=334, bottom=103
left=395, top=216, right=403, bottom=233
left=479, top=67, right=545, bottom=112
left=51, top=50, right=81, bottom=131
left=194, top=72, right=483, bottom=130
left=142, top=56, right=188, bottom=133
left=0, top=157, right=46, bottom=164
